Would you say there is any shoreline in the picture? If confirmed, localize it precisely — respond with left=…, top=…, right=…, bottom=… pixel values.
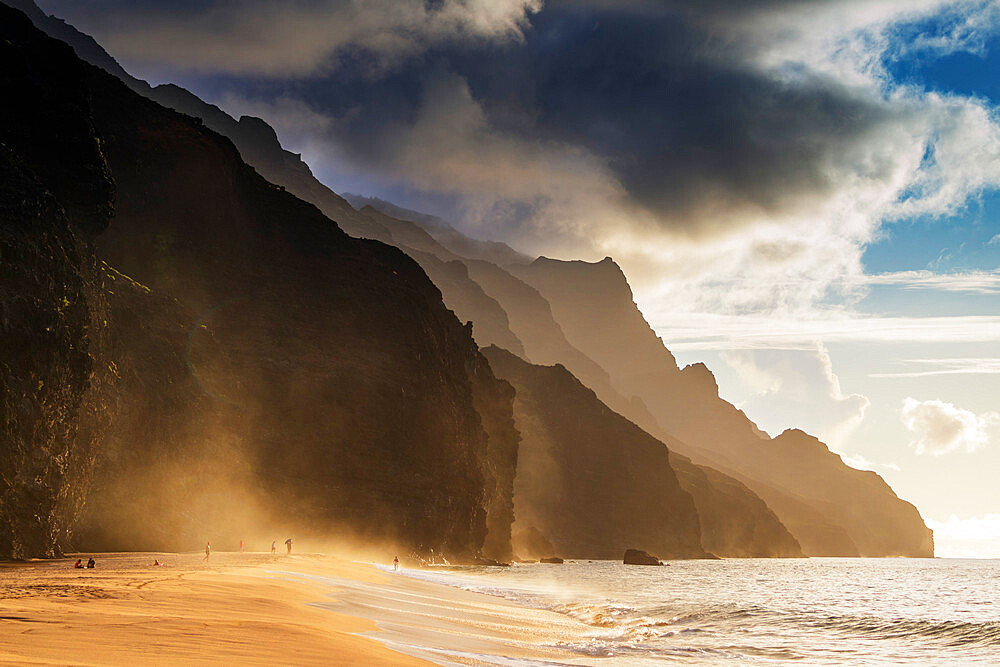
left=0, top=552, right=588, bottom=666
left=0, top=552, right=435, bottom=665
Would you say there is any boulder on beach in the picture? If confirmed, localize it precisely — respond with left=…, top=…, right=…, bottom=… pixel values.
left=624, top=549, right=662, bottom=566
left=540, top=557, right=564, bottom=564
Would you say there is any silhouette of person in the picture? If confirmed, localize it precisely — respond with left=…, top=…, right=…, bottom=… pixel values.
left=285, top=538, right=292, bottom=554
left=86, top=557, right=95, bottom=568
left=204, top=541, right=211, bottom=561
left=393, top=556, right=399, bottom=571
left=271, top=540, right=276, bottom=554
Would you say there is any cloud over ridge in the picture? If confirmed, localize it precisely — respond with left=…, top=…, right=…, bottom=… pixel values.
left=45, top=0, right=1000, bottom=319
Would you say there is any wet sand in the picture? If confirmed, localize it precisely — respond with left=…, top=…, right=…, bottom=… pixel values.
left=0, top=552, right=589, bottom=666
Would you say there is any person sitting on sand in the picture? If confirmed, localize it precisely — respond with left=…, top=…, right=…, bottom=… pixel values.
left=153, top=559, right=162, bottom=567
left=393, top=556, right=399, bottom=571
left=86, top=557, right=95, bottom=569
left=285, top=538, right=292, bottom=554
left=74, top=559, right=83, bottom=569
left=204, top=541, right=211, bottom=561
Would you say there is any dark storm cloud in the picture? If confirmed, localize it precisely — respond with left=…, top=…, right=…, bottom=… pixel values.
left=446, top=2, right=902, bottom=225
left=231, top=0, right=908, bottom=230
left=39, top=0, right=929, bottom=235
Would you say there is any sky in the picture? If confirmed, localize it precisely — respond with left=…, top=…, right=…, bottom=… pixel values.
left=39, top=0, right=1000, bottom=557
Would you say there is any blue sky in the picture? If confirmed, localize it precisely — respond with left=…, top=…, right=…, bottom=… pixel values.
left=867, top=18, right=1000, bottom=277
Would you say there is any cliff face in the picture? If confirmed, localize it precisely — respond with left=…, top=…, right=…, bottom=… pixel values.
left=510, top=256, right=934, bottom=557
left=0, top=5, right=519, bottom=559
left=668, top=452, right=802, bottom=558
left=0, top=16, right=113, bottom=558
left=762, top=430, right=933, bottom=557
left=482, top=346, right=705, bottom=560
left=71, top=265, right=258, bottom=551
left=509, top=257, right=682, bottom=399
left=344, top=195, right=530, bottom=266
left=404, top=249, right=527, bottom=357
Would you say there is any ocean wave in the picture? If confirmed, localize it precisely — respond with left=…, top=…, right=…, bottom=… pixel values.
left=811, top=613, right=1000, bottom=647
left=391, top=560, right=1000, bottom=662
left=545, top=599, right=770, bottom=647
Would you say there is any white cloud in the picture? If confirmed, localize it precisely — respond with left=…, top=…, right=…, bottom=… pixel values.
left=646, top=312, right=1000, bottom=352
left=988, top=233, right=1000, bottom=245
left=870, top=357, right=1000, bottom=378
left=926, top=513, right=1000, bottom=558
left=895, top=0, right=1000, bottom=59
left=859, top=270, right=1000, bottom=294
left=720, top=343, right=870, bottom=448
left=901, top=397, right=1000, bottom=455
left=609, top=1, right=1000, bottom=322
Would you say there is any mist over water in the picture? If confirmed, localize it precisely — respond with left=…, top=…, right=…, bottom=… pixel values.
left=396, top=558, right=1000, bottom=664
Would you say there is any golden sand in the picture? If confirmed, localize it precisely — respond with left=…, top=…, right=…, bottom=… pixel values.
left=0, top=552, right=591, bottom=666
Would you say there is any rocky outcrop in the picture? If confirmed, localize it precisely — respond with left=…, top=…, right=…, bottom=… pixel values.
left=623, top=549, right=662, bottom=565
left=482, top=346, right=705, bottom=560
left=1, top=5, right=520, bottom=560
left=510, top=256, right=934, bottom=557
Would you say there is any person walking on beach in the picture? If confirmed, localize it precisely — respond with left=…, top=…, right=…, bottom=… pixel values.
left=204, top=541, right=211, bottom=561
left=239, top=539, right=245, bottom=553
left=285, top=538, right=292, bottom=554
left=271, top=540, right=276, bottom=554
left=393, top=556, right=399, bottom=571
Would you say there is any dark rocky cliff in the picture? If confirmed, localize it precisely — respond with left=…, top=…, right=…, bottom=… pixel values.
left=0, top=5, right=519, bottom=560
left=0, top=18, right=114, bottom=557
left=482, top=346, right=705, bottom=560
left=511, top=256, right=934, bottom=557
left=404, top=249, right=526, bottom=357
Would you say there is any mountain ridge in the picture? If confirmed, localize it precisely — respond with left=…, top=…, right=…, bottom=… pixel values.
left=0, top=3, right=520, bottom=560
left=509, top=255, right=933, bottom=557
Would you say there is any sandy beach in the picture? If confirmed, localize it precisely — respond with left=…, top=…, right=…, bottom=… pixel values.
left=0, top=552, right=590, bottom=666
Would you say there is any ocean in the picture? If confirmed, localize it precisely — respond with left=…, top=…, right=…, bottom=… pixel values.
left=352, top=557, right=1000, bottom=665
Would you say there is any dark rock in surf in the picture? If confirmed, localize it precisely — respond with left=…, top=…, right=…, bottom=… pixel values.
left=624, top=549, right=662, bottom=566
